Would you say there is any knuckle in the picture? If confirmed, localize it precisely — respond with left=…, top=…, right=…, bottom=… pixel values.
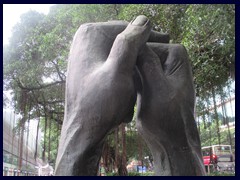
left=172, top=44, right=189, bottom=60
left=79, top=23, right=93, bottom=29
left=173, top=44, right=186, bottom=52
left=116, top=33, right=132, bottom=43
left=117, top=33, right=127, bottom=40
left=78, top=23, right=98, bottom=32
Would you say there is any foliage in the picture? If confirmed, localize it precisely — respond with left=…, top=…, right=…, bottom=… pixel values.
left=127, top=172, right=141, bottom=176
left=106, top=171, right=154, bottom=176
left=182, top=5, right=235, bottom=97
left=3, top=4, right=122, bottom=166
left=101, top=121, right=152, bottom=174
left=209, top=171, right=235, bottom=176
left=119, top=4, right=189, bottom=42
left=106, top=172, right=118, bottom=176
left=119, top=4, right=235, bottom=97
left=199, top=119, right=235, bottom=146
left=39, top=117, right=61, bottom=166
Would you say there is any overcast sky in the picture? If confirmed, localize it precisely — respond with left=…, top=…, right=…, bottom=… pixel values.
left=3, top=4, right=55, bottom=45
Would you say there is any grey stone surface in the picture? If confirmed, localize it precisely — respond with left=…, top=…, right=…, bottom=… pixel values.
left=136, top=43, right=206, bottom=175
left=54, top=15, right=205, bottom=176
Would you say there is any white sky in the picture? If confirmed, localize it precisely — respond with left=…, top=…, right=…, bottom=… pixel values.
left=3, top=4, right=55, bottom=45
left=3, top=4, right=56, bottom=114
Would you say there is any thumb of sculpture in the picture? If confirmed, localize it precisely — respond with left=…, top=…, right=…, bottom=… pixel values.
left=106, top=15, right=152, bottom=72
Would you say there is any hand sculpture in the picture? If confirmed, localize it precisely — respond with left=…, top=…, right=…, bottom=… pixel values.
left=136, top=43, right=206, bottom=175
left=54, top=15, right=205, bottom=176
left=55, top=15, right=168, bottom=176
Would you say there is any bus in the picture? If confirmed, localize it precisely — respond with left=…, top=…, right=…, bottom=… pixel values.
left=202, top=145, right=234, bottom=172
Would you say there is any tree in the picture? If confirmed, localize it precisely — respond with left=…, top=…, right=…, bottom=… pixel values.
left=181, top=4, right=235, bottom=97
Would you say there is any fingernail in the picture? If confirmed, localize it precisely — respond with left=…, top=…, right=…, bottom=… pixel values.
left=132, top=15, right=148, bottom=26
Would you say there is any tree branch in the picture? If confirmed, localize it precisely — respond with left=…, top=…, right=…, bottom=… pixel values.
left=13, top=76, right=65, bottom=91
left=51, top=59, right=66, bottom=82
left=38, top=100, right=64, bottom=105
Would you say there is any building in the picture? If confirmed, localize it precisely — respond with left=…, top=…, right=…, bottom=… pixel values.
left=3, top=109, right=43, bottom=176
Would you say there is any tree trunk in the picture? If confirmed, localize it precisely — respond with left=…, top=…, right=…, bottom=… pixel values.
left=202, top=113, right=207, bottom=129
left=197, top=116, right=201, bottom=134
left=121, top=123, right=127, bottom=168
left=43, top=116, right=47, bottom=161
left=101, top=140, right=111, bottom=174
left=48, top=117, right=51, bottom=162
left=227, top=83, right=235, bottom=118
left=212, top=87, right=221, bottom=145
left=26, top=101, right=31, bottom=171
left=206, top=97, right=212, bottom=146
left=220, top=93, right=232, bottom=147
left=114, top=127, right=119, bottom=172
left=26, top=119, right=30, bottom=171
left=138, top=133, right=143, bottom=174
left=57, top=117, right=60, bottom=150
left=201, top=98, right=207, bottom=129
left=34, top=118, right=40, bottom=160
left=11, top=112, right=16, bottom=165
left=220, top=95, right=227, bottom=125
left=18, top=118, right=25, bottom=175
left=118, top=123, right=128, bottom=176
left=18, top=89, right=27, bottom=174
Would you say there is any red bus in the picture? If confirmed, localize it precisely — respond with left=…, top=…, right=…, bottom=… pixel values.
left=202, top=145, right=234, bottom=172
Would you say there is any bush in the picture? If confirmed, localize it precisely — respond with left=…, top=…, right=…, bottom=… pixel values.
left=106, top=171, right=154, bottom=176
left=106, top=172, right=118, bottom=176
left=141, top=172, right=154, bottom=176
left=209, top=171, right=235, bottom=176
left=128, top=172, right=141, bottom=176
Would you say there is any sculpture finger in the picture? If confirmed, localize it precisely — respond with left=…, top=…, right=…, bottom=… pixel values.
left=105, top=15, right=152, bottom=73
left=136, top=44, right=171, bottom=96
left=149, top=30, right=170, bottom=43
left=68, top=18, right=169, bottom=71
left=103, top=21, right=170, bottom=43
left=148, top=43, right=195, bottom=99
left=68, top=21, right=129, bottom=71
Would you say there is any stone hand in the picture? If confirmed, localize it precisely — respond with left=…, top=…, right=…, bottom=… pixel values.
left=136, top=43, right=206, bottom=175
left=55, top=15, right=165, bottom=176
